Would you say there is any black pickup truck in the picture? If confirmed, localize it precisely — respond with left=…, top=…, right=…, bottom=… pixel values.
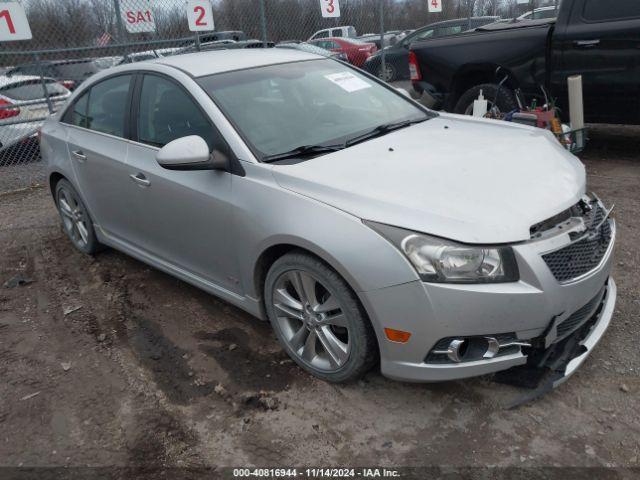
left=409, top=0, right=640, bottom=124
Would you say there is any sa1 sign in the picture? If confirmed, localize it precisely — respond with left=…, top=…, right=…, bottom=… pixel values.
left=320, top=0, right=340, bottom=18
left=428, top=0, right=443, bottom=13
left=0, top=2, right=32, bottom=41
left=120, top=0, right=156, bottom=33
left=187, top=0, right=214, bottom=32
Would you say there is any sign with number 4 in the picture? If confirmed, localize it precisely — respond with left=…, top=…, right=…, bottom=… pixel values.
left=428, top=0, right=443, bottom=13
left=0, top=2, right=32, bottom=42
left=320, top=0, right=340, bottom=18
left=187, top=0, right=214, bottom=32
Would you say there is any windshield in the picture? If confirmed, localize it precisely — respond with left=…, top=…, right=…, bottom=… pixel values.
left=198, top=59, right=429, bottom=160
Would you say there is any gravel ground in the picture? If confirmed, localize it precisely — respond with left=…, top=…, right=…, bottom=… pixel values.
left=0, top=125, right=638, bottom=478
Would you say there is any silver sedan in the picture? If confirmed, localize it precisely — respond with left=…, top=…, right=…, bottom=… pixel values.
left=41, top=49, right=616, bottom=385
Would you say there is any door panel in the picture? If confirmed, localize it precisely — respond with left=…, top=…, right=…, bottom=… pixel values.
left=123, top=73, right=240, bottom=293
left=552, top=1, right=640, bottom=124
left=125, top=144, right=237, bottom=292
left=65, top=74, right=134, bottom=240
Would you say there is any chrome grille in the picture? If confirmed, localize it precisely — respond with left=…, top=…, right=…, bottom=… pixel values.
left=556, top=286, right=606, bottom=341
left=542, top=203, right=612, bottom=283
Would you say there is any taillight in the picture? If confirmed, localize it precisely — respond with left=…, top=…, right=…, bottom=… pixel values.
left=60, top=80, right=76, bottom=90
left=409, top=51, right=421, bottom=81
left=0, top=98, right=20, bottom=120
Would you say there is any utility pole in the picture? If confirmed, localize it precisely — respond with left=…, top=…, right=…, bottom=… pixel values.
left=379, top=0, right=386, bottom=81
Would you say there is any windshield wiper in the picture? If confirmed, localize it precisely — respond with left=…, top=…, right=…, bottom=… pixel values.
left=262, top=144, right=345, bottom=163
left=344, top=117, right=428, bottom=147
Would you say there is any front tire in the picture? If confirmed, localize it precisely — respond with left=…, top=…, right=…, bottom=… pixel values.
left=454, top=83, right=518, bottom=116
left=264, top=252, right=378, bottom=383
left=377, top=62, right=397, bottom=83
left=55, top=179, right=102, bottom=255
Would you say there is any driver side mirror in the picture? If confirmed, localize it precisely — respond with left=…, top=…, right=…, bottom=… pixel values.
left=156, top=135, right=228, bottom=171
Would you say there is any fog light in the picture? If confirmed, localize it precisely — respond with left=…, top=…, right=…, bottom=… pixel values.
left=429, top=335, right=530, bottom=364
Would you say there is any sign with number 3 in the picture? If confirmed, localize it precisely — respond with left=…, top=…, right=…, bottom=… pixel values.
left=187, top=0, right=214, bottom=32
left=428, top=0, right=443, bottom=13
left=0, top=2, right=32, bottom=42
left=320, top=0, right=341, bottom=18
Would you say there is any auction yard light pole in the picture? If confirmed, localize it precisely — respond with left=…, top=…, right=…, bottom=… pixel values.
left=113, top=0, right=125, bottom=42
left=260, top=0, right=268, bottom=47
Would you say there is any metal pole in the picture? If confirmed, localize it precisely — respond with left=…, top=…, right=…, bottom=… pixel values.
left=113, top=0, right=125, bottom=42
left=379, top=0, right=386, bottom=81
left=259, top=0, right=267, bottom=47
left=34, top=53, right=54, bottom=115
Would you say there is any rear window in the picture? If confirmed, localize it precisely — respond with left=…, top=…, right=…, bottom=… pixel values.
left=54, top=61, right=100, bottom=80
left=0, top=80, right=67, bottom=101
left=583, top=0, right=640, bottom=22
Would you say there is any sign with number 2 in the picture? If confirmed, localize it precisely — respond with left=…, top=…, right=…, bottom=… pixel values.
left=0, top=2, right=32, bottom=42
left=320, top=0, right=341, bottom=18
left=187, top=0, right=214, bottom=32
left=428, top=0, right=443, bottom=13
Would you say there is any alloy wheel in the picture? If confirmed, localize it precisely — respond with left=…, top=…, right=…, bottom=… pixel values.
left=272, top=270, right=350, bottom=372
left=57, top=186, right=90, bottom=249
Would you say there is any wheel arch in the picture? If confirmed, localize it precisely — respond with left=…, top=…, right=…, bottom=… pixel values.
left=252, top=238, right=371, bottom=321
left=49, top=171, right=67, bottom=198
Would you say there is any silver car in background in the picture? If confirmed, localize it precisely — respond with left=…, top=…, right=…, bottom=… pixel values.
left=40, top=50, right=616, bottom=385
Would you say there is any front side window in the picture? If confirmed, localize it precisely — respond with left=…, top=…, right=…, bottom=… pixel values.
left=86, top=75, right=132, bottom=137
left=583, top=0, right=640, bottom=21
left=198, top=59, right=429, bottom=159
left=414, top=29, right=435, bottom=41
left=332, top=29, right=344, bottom=37
left=314, top=31, right=329, bottom=39
left=137, top=74, right=216, bottom=150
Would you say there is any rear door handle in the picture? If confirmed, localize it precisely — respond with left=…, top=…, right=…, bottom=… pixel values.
left=575, top=39, right=600, bottom=48
left=129, top=173, right=151, bottom=187
left=72, top=150, right=86, bottom=162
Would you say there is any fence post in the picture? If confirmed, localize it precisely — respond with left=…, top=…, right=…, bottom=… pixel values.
left=113, top=0, right=125, bottom=42
left=379, top=0, right=386, bottom=81
left=259, top=0, right=268, bottom=47
left=34, top=53, right=54, bottom=115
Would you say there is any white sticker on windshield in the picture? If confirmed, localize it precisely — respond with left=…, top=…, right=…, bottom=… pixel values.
left=324, top=72, right=372, bottom=93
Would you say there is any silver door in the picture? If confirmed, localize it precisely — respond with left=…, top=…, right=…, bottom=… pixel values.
left=123, top=74, right=240, bottom=293
left=65, top=74, right=134, bottom=240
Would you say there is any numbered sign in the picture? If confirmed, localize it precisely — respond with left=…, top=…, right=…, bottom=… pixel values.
left=320, top=0, right=340, bottom=18
left=0, top=2, right=32, bottom=41
left=187, top=0, right=214, bottom=32
left=120, top=0, right=156, bottom=33
left=428, top=0, right=443, bottom=13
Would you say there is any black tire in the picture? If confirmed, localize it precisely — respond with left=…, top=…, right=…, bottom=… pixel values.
left=55, top=179, right=102, bottom=255
left=454, top=83, right=518, bottom=116
left=264, top=251, right=378, bottom=383
left=377, top=62, right=397, bottom=83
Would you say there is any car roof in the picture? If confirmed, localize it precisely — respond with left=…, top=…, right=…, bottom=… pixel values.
left=155, top=48, right=320, bottom=77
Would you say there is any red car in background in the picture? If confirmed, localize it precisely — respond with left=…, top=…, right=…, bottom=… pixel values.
left=309, top=37, right=377, bottom=67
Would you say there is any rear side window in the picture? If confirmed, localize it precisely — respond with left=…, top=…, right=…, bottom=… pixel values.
left=67, top=92, right=90, bottom=128
left=137, top=75, right=218, bottom=150
left=435, top=25, right=463, bottom=36
left=0, top=80, right=67, bottom=101
left=86, top=75, right=132, bottom=137
left=55, top=61, right=100, bottom=80
left=583, top=0, right=640, bottom=22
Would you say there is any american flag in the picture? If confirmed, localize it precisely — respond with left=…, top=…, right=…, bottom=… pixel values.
left=96, top=32, right=111, bottom=47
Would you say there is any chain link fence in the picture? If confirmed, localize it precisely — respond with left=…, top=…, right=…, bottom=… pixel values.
left=0, top=0, right=555, bottom=193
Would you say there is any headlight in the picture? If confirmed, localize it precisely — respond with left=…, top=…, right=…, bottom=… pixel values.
left=365, top=221, right=519, bottom=284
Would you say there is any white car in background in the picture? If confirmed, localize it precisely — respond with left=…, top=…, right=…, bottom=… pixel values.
left=0, top=75, right=71, bottom=150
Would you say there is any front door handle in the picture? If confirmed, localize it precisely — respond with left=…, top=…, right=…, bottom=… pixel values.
left=72, top=150, right=86, bottom=162
left=129, top=173, right=151, bottom=187
left=574, top=39, right=600, bottom=48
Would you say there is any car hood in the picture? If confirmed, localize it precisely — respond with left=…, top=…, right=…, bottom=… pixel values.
left=271, top=114, right=586, bottom=244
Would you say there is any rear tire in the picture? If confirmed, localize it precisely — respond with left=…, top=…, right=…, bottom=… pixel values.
left=377, top=62, right=397, bottom=83
left=55, top=179, right=102, bottom=255
left=454, top=83, right=518, bottom=116
left=264, top=252, right=378, bottom=383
